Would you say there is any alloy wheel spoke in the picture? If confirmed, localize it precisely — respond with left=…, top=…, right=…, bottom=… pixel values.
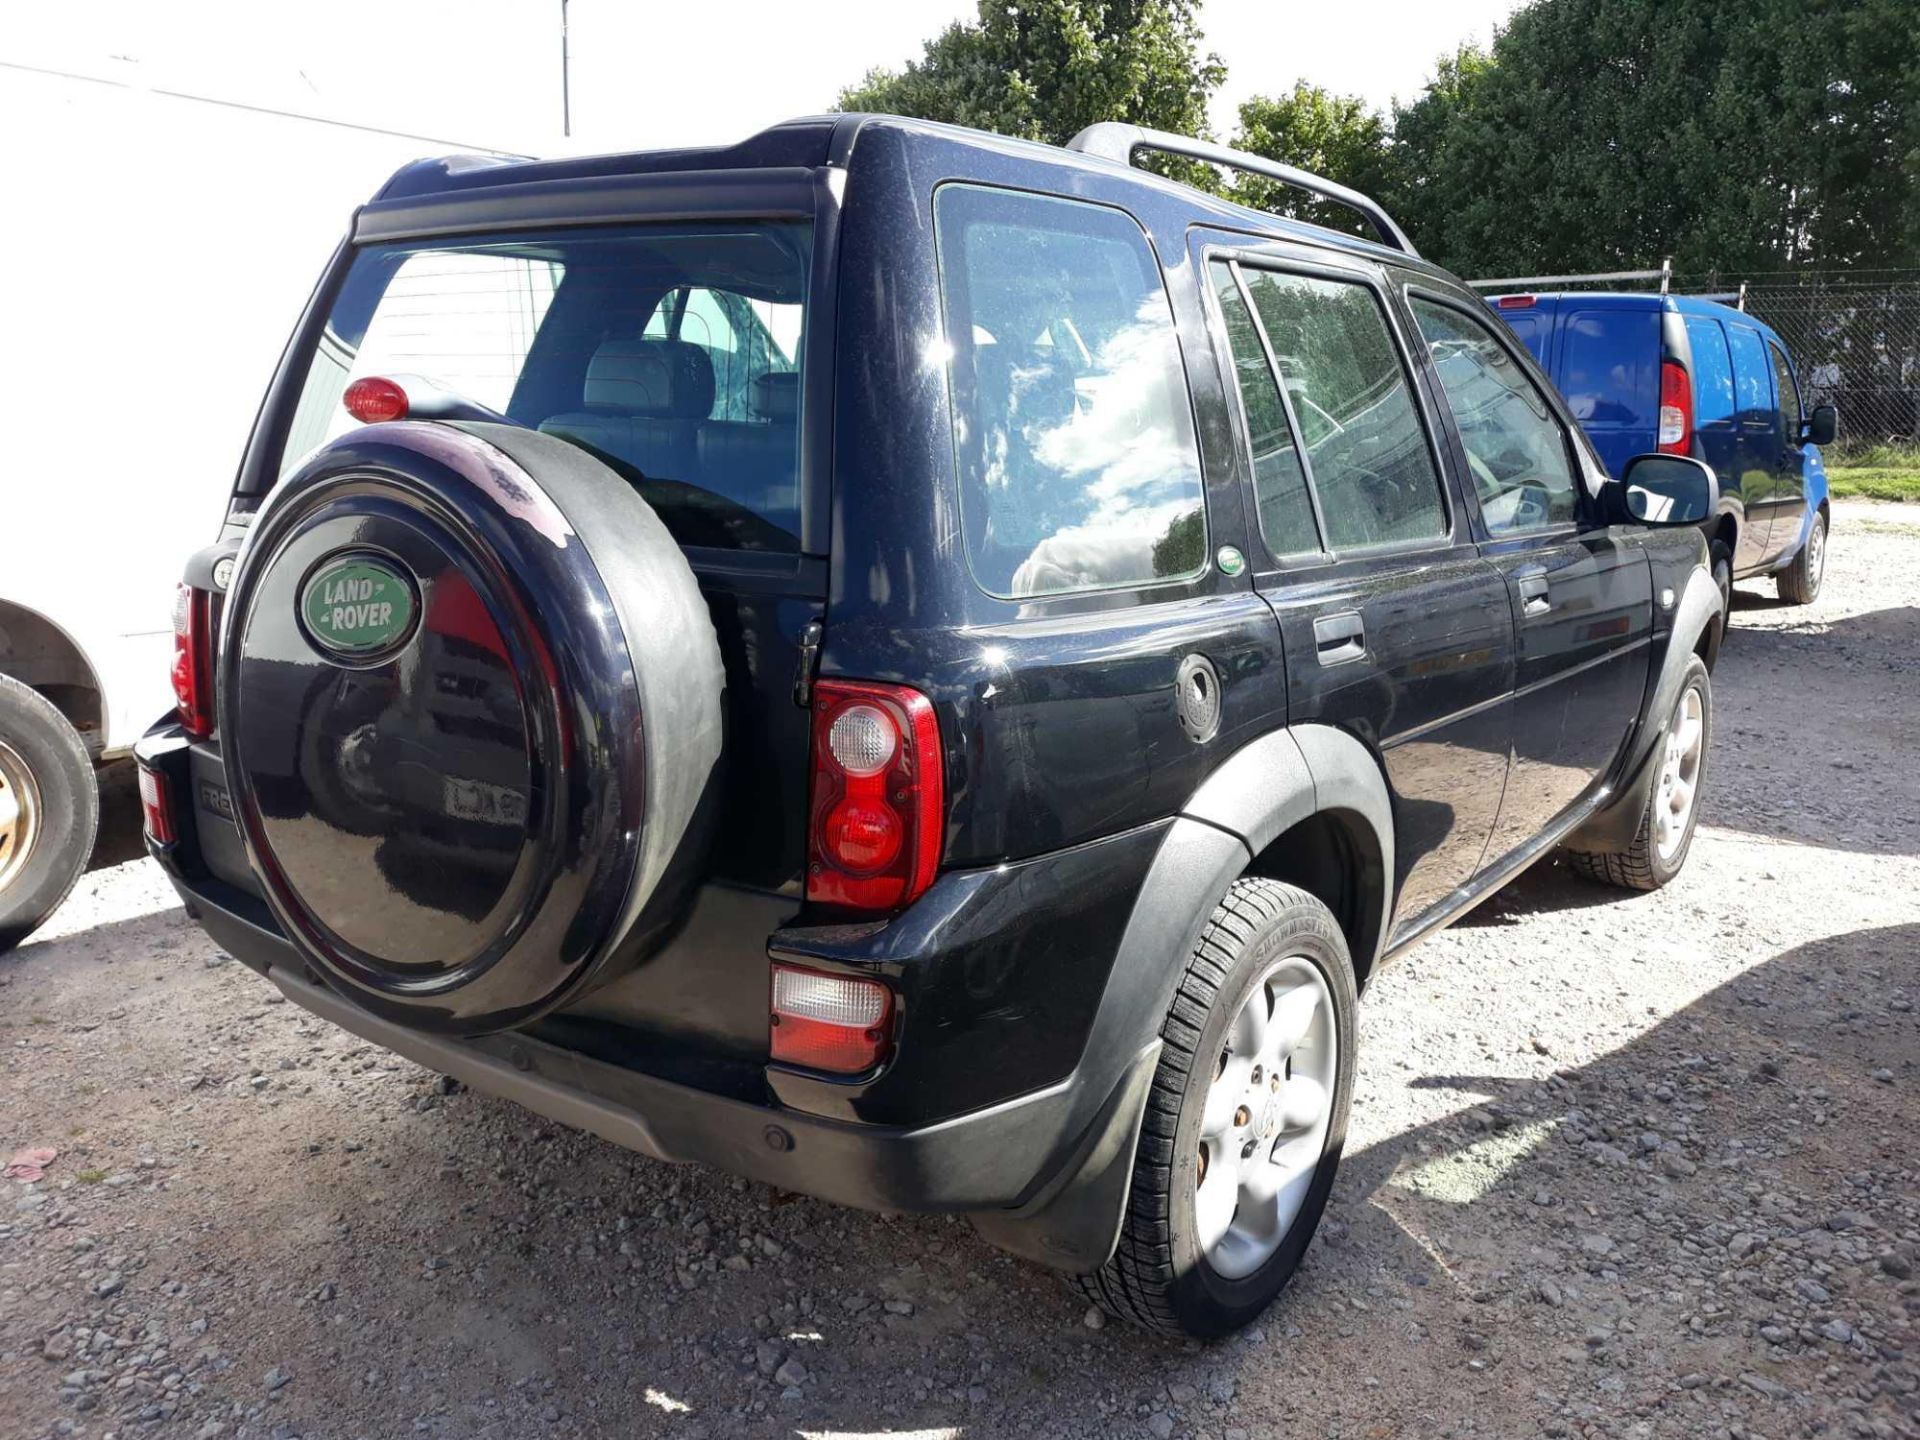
left=1278, top=1074, right=1330, bottom=1134
left=1194, top=1146, right=1240, bottom=1254
left=1267, top=983, right=1320, bottom=1061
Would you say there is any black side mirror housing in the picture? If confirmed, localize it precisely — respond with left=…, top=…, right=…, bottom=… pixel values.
left=1803, top=403, right=1838, bottom=447
left=1610, top=454, right=1718, bottom=527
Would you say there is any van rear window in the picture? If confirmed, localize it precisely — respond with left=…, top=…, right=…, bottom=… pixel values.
left=1558, top=310, right=1659, bottom=428
left=276, top=223, right=812, bottom=553
left=1684, top=318, right=1737, bottom=426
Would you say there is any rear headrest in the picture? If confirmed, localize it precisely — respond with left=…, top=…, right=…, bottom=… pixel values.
left=583, top=339, right=715, bottom=419
left=750, top=371, right=799, bottom=423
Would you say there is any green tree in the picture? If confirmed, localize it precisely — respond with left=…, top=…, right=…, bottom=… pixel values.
left=1383, top=0, right=1920, bottom=276
left=1230, top=84, right=1398, bottom=239
left=834, top=0, right=1226, bottom=183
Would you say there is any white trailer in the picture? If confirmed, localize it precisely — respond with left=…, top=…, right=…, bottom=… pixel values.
left=0, top=58, right=511, bottom=945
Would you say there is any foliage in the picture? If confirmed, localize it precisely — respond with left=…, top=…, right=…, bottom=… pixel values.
left=1227, top=0, right=1918, bottom=278
left=1228, top=84, right=1398, bottom=239
left=1827, top=444, right=1920, bottom=502
left=835, top=0, right=1225, bottom=186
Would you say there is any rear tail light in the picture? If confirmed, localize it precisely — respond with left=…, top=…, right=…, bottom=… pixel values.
left=806, top=680, right=943, bottom=913
left=171, top=583, right=214, bottom=738
left=137, top=765, right=175, bottom=846
left=769, top=964, right=894, bottom=1074
left=1658, top=359, right=1694, bottom=453
left=1495, top=294, right=1536, bottom=309
left=343, top=375, right=410, bottom=424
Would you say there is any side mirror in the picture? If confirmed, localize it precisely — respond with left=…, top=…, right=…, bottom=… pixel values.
left=1803, top=403, right=1838, bottom=447
left=1615, top=454, right=1717, bottom=526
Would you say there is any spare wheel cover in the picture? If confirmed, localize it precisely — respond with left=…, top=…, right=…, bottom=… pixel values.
left=218, top=422, right=723, bottom=1034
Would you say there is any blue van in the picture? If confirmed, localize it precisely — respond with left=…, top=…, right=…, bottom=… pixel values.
left=1489, top=293, right=1836, bottom=606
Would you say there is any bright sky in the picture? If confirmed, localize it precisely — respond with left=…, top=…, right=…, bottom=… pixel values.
left=4, top=0, right=1527, bottom=155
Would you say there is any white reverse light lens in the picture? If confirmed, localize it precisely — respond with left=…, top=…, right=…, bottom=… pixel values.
left=772, top=967, right=888, bottom=1027
left=828, top=703, right=896, bottom=777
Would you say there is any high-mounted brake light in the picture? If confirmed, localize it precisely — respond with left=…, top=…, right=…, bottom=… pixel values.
left=807, top=679, right=943, bottom=913
left=1658, top=360, right=1694, bottom=454
left=1495, top=294, right=1537, bottom=309
left=769, top=964, right=894, bottom=1074
left=137, top=764, right=175, bottom=847
left=343, top=375, right=410, bottom=424
left=171, top=583, right=214, bottom=738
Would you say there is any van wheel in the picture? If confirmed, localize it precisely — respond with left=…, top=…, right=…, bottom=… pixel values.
left=1078, top=879, right=1356, bottom=1337
left=0, top=675, right=98, bottom=952
left=1776, top=510, right=1826, bottom=605
left=1566, top=654, right=1711, bottom=892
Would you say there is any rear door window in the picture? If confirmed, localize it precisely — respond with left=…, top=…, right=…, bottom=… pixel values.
left=1209, top=262, right=1319, bottom=557
left=1725, top=324, right=1775, bottom=429
left=1684, top=318, right=1736, bottom=427
left=1235, top=266, right=1446, bottom=551
left=279, top=222, right=813, bottom=553
left=1558, top=310, right=1659, bottom=427
left=933, top=184, right=1207, bottom=599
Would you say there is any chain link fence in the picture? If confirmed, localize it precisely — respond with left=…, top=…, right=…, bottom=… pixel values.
left=1676, top=269, right=1920, bottom=456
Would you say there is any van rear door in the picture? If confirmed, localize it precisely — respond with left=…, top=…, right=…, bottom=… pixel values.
left=1550, top=300, right=1661, bottom=479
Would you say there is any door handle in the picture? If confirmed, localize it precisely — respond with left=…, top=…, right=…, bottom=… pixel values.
left=1517, top=573, right=1551, bottom=618
left=1314, top=611, right=1366, bottom=666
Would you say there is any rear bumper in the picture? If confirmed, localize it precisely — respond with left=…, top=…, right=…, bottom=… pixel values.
left=137, top=721, right=1167, bottom=1272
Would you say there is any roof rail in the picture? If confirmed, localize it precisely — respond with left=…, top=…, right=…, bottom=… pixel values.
left=1469, top=257, right=1673, bottom=296
left=1065, top=122, right=1419, bottom=257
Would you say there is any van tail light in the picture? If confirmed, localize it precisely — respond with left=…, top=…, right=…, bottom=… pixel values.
left=171, top=583, right=214, bottom=738
left=1495, top=293, right=1536, bottom=309
left=137, top=764, right=176, bottom=847
left=1658, top=360, right=1694, bottom=453
left=806, top=680, right=943, bottom=913
left=769, top=964, right=894, bottom=1074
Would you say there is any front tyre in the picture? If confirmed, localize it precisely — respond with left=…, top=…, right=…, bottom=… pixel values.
left=1080, top=878, right=1357, bottom=1338
left=1776, top=508, right=1827, bottom=605
left=0, top=675, right=98, bottom=952
left=1566, top=653, right=1711, bottom=891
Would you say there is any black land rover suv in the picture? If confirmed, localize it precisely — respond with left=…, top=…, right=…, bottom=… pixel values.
left=138, top=115, right=1723, bottom=1337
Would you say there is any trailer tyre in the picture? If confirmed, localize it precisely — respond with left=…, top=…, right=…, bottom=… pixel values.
left=0, top=674, right=98, bottom=952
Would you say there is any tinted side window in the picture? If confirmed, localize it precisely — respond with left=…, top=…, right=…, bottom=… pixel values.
left=1559, top=310, right=1659, bottom=427
left=1768, top=342, right=1803, bottom=432
left=1412, top=298, right=1578, bottom=534
left=1209, top=262, right=1319, bottom=556
left=933, top=184, right=1207, bottom=599
left=1239, top=267, right=1445, bottom=550
left=1496, top=309, right=1547, bottom=362
left=1725, top=324, right=1774, bottom=427
left=1684, top=317, right=1736, bottom=426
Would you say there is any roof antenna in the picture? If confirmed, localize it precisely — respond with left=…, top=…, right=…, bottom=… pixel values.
left=560, top=0, right=572, bottom=138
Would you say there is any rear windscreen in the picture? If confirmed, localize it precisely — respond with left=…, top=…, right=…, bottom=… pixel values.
left=276, top=223, right=812, bottom=552
left=1558, top=310, right=1659, bottom=428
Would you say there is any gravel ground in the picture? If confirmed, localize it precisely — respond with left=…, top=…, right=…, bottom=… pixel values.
left=4, top=501, right=1916, bottom=1440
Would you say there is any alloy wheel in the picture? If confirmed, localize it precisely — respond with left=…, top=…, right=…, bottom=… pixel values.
left=1654, top=685, right=1705, bottom=861
left=1194, top=956, right=1338, bottom=1280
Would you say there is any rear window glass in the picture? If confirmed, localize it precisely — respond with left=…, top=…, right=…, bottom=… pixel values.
left=1237, top=267, right=1445, bottom=550
left=279, top=223, right=812, bottom=552
left=933, top=184, right=1207, bottom=599
left=1725, top=324, right=1773, bottom=425
left=1684, top=317, right=1736, bottom=426
left=1496, top=310, right=1547, bottom=362
left=1558, top=310, right=1659, bottom=427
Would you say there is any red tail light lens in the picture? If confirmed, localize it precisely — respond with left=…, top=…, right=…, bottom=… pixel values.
left=1495, top=294, right=1537, bottom=309
left=807, top=680, right=943, bottom=913
left=343, top=375, right=410, bottom=424
left=137, top=764, right=175, bottom=846
left=1658, top=360, right=1693, bottom=454
left=171, top=583, right=214, bottom=738
left=769, top=964, right=894, bottom=1073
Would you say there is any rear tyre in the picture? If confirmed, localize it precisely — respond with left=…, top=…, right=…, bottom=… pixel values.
left=1776, top=509, right=1826, bottom=605
left=0, top=675, right=98, bottom=952
left=1079, top=878, right=1357, bottom=1338
left=1566, top=654, right=1711, bottom=892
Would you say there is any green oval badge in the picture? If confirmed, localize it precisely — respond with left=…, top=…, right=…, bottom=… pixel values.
left=300, top=554, right=417, bottom=658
